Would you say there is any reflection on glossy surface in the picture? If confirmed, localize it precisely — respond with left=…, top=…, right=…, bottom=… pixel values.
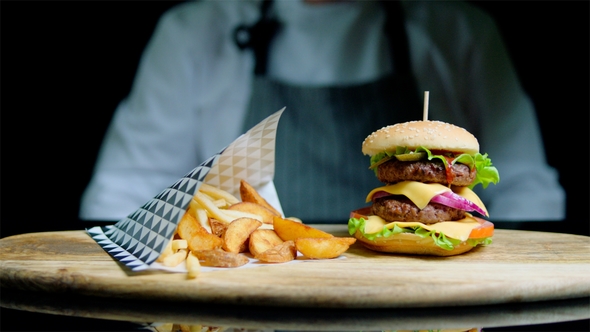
left=146, top=325, right=274, bottom=332
left=142, top=324, right=482, bottom=332
left=1, top=287, right=588, bottom=332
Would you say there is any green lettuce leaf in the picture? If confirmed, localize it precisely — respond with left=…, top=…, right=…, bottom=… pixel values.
left=348, top=217, right=411, bottom=241
left=369, top=146, right=500, bottom=189
left=348, top=217, right=492, bottom=251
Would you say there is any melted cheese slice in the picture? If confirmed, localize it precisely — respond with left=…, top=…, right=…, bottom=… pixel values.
left=366, top=181, right=451, bottom=208
left=363, top=214, right=480, bottom=241
left=366, top=181, right=487, bottom=214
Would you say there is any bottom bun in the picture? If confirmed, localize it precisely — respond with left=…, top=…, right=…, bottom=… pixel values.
left=353, top=231, right=476, bottom=256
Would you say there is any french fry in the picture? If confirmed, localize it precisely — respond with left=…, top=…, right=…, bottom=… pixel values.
left=222, top=217, right=262, bottom=253
left=256, top=240, right=297, bottom=263
left=222, top=209, right=264, bottom=223
left=192, top=249, right=250, bottom=267
left=240, top=179, right=282, bottom=216
left=186, top=251, right=201, bottom=279
left=171, top=239, right=188, bottom=251
left=156, top=239, right=174, bottom=263
left=212, top=198, right=228, bottom=208
left=295, top=237, right=357, bottom=259
left=162, top=249, right=188, bottom=267
left=286, top=217, right=303, bottom=223
left=249, top=229, right=284, bottom=257
left=188, top=198, right=201, bottom=215
left=193, top=192, right=235, bottom=224
left=258, top=223, right=274, bottom=230
left=273, top=216, right=333, bottom=241
left=227, top=201, right=278, bottom=224
left=187, top=204, right=211, bottom=234
left=199, top=183, right=240, bottom=205
left=195, top=206, right=212, bottom=233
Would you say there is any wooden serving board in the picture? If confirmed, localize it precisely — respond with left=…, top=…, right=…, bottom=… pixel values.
left=1, top=226, right=589, bottom=309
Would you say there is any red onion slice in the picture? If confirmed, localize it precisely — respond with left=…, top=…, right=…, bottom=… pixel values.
left=430, top=191, right=488, bottom=216
left=371, top=191, right=392, bottom=200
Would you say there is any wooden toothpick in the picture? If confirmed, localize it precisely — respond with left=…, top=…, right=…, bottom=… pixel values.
left=423, top=91, right=430, bottom=121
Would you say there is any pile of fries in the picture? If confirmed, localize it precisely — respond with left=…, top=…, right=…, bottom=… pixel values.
left=156, top=179, right=356, bottom=279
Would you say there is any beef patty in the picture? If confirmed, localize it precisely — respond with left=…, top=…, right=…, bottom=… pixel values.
left=377, top=159, right=475, bottom=186
left=372, top=196, right=466, bottom=224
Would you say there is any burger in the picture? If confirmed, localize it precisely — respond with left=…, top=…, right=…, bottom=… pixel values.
left=348, top=120, right=500, bottom=256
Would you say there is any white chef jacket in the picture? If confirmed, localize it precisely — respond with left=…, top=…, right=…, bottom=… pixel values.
left=79, top=0, right=565, bottom=222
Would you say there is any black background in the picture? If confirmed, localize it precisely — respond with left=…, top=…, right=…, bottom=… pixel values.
left=1, top=1, right=589, bottom=331
left=2, top=1, right=588, bottom=238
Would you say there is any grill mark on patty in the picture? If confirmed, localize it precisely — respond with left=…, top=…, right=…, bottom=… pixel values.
left=377, top=159, right=475, bottom=186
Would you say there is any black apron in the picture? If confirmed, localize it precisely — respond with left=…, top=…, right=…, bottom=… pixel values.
left=237, top=0, right=421, bottom=223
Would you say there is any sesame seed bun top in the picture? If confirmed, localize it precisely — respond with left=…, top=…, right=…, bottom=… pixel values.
left=362, top=120, right=479, bottom=156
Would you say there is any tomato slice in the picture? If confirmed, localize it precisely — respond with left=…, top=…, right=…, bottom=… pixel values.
left=469, top=216, right=494, bottom=239
left=350, top=206, right=372, bottom=220
left=350, top=207, right=494, bottom=239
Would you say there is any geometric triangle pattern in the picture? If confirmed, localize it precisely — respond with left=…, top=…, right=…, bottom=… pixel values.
left=205, top=107, right=284, bottom=197
left=86, top=108, right=285, bottom=272
left=86, top=151, right=220, bottom=271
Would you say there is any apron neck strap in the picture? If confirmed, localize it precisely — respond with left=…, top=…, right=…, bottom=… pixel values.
left=233, top=0, right=421, bottom=110
left=381, top=1, right=412, bottom=76
left=233, top=0, right=280, bottom=76
left=380, top=0, right=422, bottom=113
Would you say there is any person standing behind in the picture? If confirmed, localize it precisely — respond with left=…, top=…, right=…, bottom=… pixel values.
left=79, top=0, right=565, bottom=223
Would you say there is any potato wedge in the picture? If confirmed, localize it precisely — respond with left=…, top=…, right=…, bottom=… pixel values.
left=192, top=249, right=250, bottom=267
left=249, top=229, right=284, bottom=257
left=209, top=218, right=228, bottom=238
left=177, top=212, right=201, bottom=239
left=227, top=201, right=278, bottom=224
left=273, top=216, right=333, bottom=242
left=256, top=240, right=297, bottom=263
left=222, top=217, right=262, bottom=253
left=188, top=229, right=224, bottom=251
left=295, top=237, right=357, bottom=259
left=177, top=212, right=223, bottom=251
left=239, top=179, right=281, bottom=216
